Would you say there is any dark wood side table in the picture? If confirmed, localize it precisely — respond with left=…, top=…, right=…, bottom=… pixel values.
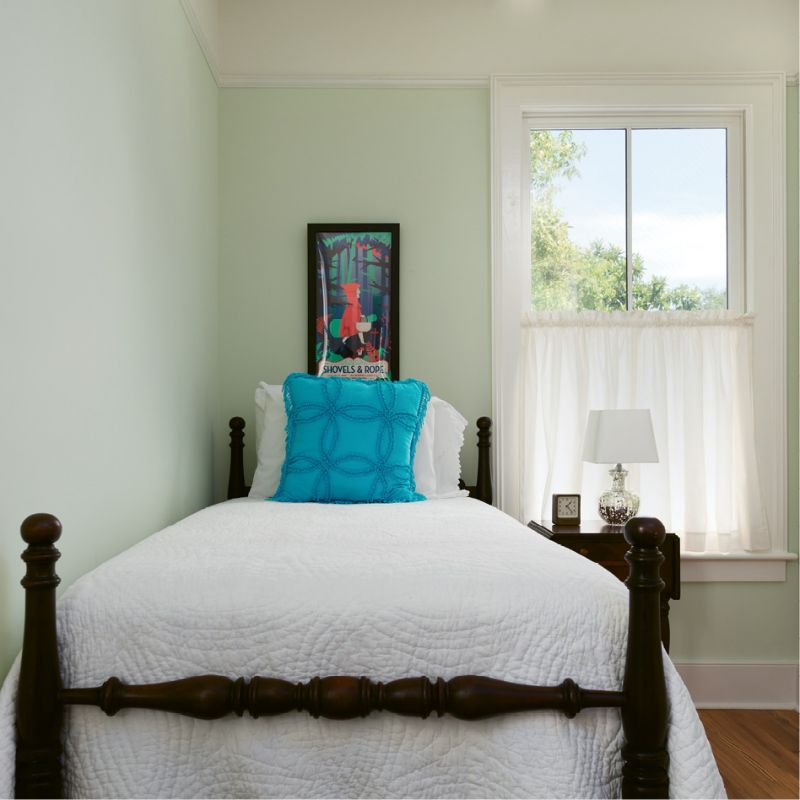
left=528, top=519, right=680, bottom=653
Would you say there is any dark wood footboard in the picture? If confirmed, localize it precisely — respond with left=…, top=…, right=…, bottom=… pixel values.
left=15, top=515, right=63, bottom=799
left=14, top=512, right=669, bottom=799
left=227, top=416, right=248, bottom=498
left=62, top=674, right=623, bottom=721
left=621, top=518, right=669, bottom=796
left=459, top=416, right=493, bottom=505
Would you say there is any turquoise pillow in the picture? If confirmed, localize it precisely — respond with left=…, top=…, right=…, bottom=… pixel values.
left=272, top=373, right=430, bottom=504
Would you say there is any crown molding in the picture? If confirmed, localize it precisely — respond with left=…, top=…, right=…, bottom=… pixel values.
left=492, top=71, right=790, bottom=89
left=218, top=74, right=489, bottom=89
left=218, top=71, right=796, bottom=91
left=171, top=19, right=799, bottom=96
left=179, top=0, right=220, bottom=86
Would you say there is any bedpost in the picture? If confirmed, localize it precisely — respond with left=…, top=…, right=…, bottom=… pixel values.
left=472, top=417, right=493, bottom=505
left=16, top=514, right=64, bottom=799
left=621, top=517, right=669, bottom=799
left=227, top=416, right=248, bottom=499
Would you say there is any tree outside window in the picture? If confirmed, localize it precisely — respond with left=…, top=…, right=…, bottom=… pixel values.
left=530, top=129, right=727, bottom=312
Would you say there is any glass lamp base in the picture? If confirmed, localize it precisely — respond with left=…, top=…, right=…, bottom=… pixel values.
left=597, top=464, right=640, bottom=525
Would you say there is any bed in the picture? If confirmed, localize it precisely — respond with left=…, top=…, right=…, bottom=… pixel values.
left=0, top=410, right=724, bottom=799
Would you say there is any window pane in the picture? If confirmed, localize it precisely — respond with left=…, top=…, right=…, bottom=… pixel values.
left=530, top=129, right=626, bottom=311
left=631, top=128, right=727, bottom=310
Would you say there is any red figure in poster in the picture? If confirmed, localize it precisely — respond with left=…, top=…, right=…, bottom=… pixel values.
left=339, top=282, right=362, bottom=339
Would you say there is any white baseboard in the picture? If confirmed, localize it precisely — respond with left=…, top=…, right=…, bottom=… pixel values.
left=674, top=661, right=799, bottom=709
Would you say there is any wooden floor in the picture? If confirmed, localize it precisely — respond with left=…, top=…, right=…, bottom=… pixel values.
left=699, top=709, right=799, bottom=799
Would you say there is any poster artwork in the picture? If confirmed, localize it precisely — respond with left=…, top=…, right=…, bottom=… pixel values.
left=308, top=224, right=399, bottom=381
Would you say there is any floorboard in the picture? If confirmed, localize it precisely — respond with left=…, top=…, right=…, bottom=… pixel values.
left=699, top=709, right=799, bottom=799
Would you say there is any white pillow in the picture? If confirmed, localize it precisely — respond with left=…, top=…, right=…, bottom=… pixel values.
left=248, top=383, right=287, bottom=499
left=248, top=383, right=467, bottom=500
left=413, top=409, right=438, bottom=498
left=430, top=396, right=469, bottom=498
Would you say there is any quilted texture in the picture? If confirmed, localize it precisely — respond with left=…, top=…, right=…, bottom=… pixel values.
left=273, top=374, right=430, bottom=503
left=0, top=499, right=725, bottom=799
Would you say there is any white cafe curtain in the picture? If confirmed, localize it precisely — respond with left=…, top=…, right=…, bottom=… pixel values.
left=519, top=310, right=769, bottom=553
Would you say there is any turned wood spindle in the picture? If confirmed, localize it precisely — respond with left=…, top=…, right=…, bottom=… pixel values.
left=227, top=416, right=248, bottom=499
left=461, top=417, right=493, bottom=505
left=621, top=517, right=669, bottom=799
left=473, top=417, right=493, bottom=506
left=61, top=673, right=624, bottom=723
left=16, top=513, right=64, bottom=799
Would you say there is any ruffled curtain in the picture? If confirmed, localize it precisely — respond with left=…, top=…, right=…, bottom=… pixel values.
left=519, top=310, right=769, bottom=553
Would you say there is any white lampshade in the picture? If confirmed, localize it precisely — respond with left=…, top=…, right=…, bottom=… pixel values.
left=582, top=409, right=659, bottom=465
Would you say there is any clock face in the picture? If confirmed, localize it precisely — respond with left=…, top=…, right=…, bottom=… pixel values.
left=557, top=496, right=579, bottom=518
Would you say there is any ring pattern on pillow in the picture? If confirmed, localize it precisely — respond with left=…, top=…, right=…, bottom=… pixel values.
left=272, top=374, right=430, bottom=504
left=249, top=382, right=468, bottom=501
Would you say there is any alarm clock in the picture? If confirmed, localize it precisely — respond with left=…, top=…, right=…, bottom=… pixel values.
left=552, top=493, right=581, bottom=525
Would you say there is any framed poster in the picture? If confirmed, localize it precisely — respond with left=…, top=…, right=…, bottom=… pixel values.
left=308, top=223, right=399, bottom=380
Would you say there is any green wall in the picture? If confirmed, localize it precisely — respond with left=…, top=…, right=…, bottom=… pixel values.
left=0, top=0, right=219, bottom=678
left=218, top=89, right=492, bottom=491
left=219, top=86, right=799, bottom=664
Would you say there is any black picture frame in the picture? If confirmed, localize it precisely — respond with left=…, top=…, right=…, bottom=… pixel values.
left=308, top=223, right=400, bottom=380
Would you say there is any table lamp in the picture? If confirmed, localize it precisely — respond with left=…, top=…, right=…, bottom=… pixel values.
left=582, top=409, right=659, bottom=525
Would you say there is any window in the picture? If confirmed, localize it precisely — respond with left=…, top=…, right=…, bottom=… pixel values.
left=491, top=74, right=789, bottom=578
left=523, top=118, right=766, bottom=559
left=528, top=120, right=740, bottom=312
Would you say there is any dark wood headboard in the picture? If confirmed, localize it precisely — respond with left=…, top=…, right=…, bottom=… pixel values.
left=227, top=416, right=493, bottom=505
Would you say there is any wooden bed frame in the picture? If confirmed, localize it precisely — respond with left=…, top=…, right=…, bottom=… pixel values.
left=15, top=416, right=669, bottom=799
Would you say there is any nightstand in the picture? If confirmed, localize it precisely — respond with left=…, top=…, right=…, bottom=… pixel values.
left=528, top=519, right=680, bottom=652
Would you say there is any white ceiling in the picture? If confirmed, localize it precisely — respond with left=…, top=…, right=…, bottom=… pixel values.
left=183, top=0, right=799, bottom=86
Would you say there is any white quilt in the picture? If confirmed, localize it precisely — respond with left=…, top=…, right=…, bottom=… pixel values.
left=0, top=498, right=724, bottom=799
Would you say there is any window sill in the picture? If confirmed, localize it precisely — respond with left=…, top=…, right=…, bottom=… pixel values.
left=681, top=551, right=798, bottom=582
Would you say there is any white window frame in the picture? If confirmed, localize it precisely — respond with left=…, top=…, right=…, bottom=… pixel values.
left=525, top=112, right=744, bottom=313
left=491, top=73, right=792, bottom=581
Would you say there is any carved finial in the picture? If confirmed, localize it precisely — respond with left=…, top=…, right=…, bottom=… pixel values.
left=624, top=517, right=665, bottom=549
left=228, top=417, right=248, bottom=499
left=472, top=417, right=493, bottom=505
left=20, top=513, right=62, bottom=546
left=16, top=512, right=64, bottom=797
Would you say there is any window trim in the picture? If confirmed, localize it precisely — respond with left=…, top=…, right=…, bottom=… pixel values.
left=524, top=111, right=745, bottom=312
left=491, top=73, right=787, bottom=575
left=681, top=551, right=798, bottom=583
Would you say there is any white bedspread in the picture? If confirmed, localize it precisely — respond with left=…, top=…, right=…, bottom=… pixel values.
left=0, top=498, right=724, bottom=798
